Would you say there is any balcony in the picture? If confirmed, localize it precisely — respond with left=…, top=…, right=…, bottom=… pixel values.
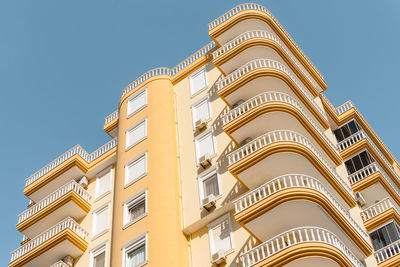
left=17, top=180, right=91, bottom=238
left=240, top=227, right=364, bottom=267
left=375, top=240, right=400, bottom=267
left=227, top=130, right=355, bottom=207
left=10, top=217, right=88, bottom=267
left=216, top=59, right=328, bottom=129
left=222, top=91, right=340, bottom=165
left=208, top=4, right=325, bottom=90
left=361, top=198, right=400, bottom=232
left=234, top=174, right=371, bottom=257
left=24, top=137, right=117, bottom=202
left=212, top=30, right=321, bottom=96
left=104, top=110, right=119, bottom=138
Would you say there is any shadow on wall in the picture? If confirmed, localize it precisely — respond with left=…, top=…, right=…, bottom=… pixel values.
left=227, top=234, right=259, bottom=267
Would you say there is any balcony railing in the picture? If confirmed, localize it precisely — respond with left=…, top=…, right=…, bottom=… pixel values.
left=222, top=91, right=338, bottom=154
left=207, top=3, right=323, bottom=80
left=212, top=30, right=317, bottom=89
left=104, top=110, right=119, bottom=125
left=227, top=130, right=353, bottom=197
left=361, top=197, right=399, bottom=222
left=10, top=217, right=88, bottom=262
left=335, top=100, right=354, bottom=116
left=234, top=174, right=369, bottom=242
left=240, top=226, right=364, bottom=267
left=25, top=137, right=117, bottom=188
left=18, top=180, right=91, bottom=224
left=216, top=59, right=327, bottom=121
left=375, top=239, right=400, bottom=264
left=50, top=261, right=70, bottom=267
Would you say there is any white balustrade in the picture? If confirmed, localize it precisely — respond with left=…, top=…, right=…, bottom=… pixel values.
left=104, top=110, right=119, bottom=125
left=10, top=217, right=88, bottom=262
left=50, top=261, right=70, bottom=267
left=375, top=239, right=400, bottom=264
left=216, top=58, right=327, bottom=121
left=222, top=91, right=338, bottom=154
left=213, top=30, right=318, bottom=89
left=18, top=180, right=91, bottom=224
left=227, top=130, right=353, bottom=197
left=336, top=100, right=354, bottom=115
left=25, top=137, right=117, bottom=188
left=361, top=198, right=398, bottom=222
left=240, top=226, right=364, bottom=267
left=208, top=3, right=324, bottom=80
left=234, top=174, right=369, bottom=242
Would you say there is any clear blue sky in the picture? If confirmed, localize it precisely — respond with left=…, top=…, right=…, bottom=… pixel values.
left=1, top=0, right=400, bottom=263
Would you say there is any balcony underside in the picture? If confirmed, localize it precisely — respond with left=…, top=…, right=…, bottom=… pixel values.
left=9, top=230, right=87, bottom=267
left=17, top=191, right=90, bottom=238
left=214, top=40, right=320, bottom=96
left=378, top=254, right=400, bottom=267
left=218, top=69, right=328, bottom=129
left=236, top=196, right=370, bottom=257
left=223, top=107, right=340, bottom=166
left=230, top=145, right=355, bottom=208
left=364, top=207, right=400, bottom=232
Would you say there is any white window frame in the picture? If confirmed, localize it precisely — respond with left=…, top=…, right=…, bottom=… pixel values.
left=198, top=167, right=221, bottom=205
left=124, top=151, right=147, bottom=188
left=125, top=118, right=147, bottom=150
left=194, top=128, right=217, bottom=165
left=95, top=166, right=112, bottom=201
left=208, top=213, right=234, bottom=255
left=122, top=232, right=148, bottom=267
left=127, top=88, right=147, bottom=118
left=89, top=241, right=108, bottom=267
left=123, top=189, right=147, bottom=229
left=191, top=95, right=212, bottom=130
left=92, top=202, right=110, bottom=239
left=189, top=66, right=208, bottom=97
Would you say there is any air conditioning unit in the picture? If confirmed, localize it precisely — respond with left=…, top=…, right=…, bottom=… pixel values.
left=195, top=118, right=208, bottom=130
left=202, top=194, right=216, bottom=210
left=231, top=99, right=245, bottom=109
left=355, top=192, right=366, bottom=207
left=211, top=249, right=226, bottom=265
left=240, top=137, right=253, bottom=147
left=199, top=153, right=212, bottom=169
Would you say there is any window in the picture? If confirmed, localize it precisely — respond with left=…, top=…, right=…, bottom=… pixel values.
left=126, top=118, right=147, bottom=150
left=95, top=167, right=112, bottom=199
left=191, top=96, right=211, bottom=128
left=189, top=67, right=207, bottom=96
left=333, top=120, right=361, bottom=143
left=198, top=168, right=221, bottom=202
left=125, top=152, right=147, bottom=187
left=195, top=130, right=216, bottom=164
left=122, top=234, right=147, bottom=267
left=123, top=190, right=147, bottom=228
left=90, top=243, right=107, bottom=267
left=92, top=204, right=109, bottom=238
left=370, top=221, right=400, bottom=250
left=344, top=150, right=375, bottom=175
left=208, top=214, right=234, bottom=255
left=127, top=88, right=147, bottom=118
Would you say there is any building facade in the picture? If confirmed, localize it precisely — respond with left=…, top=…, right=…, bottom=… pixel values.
left=9, top=3, right=400, bottom=267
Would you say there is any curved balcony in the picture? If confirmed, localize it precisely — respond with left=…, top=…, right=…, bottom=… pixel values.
left=227, top=130, right=355, bottom=207
left=234, top=174, right=371, bottom=257
left=10, top=217, right=88, bottom=267
left=361, top=198, right=400, bottom=232
left=222, top=91, right=340, bottom=165
left=212, top=30, right=321, bottom=96
left=208, top=4, right=326, bottom=90
left=17, top=180, right=91, bottom=238
left=216, top=59, right=328, bottom=129
left=240, top=227, right=364, bottom=267
left=25, top=137, right=117, bottom=202
left=338, top=130, right=400, bottom=190
left=104, top=110, right=119, bottom=138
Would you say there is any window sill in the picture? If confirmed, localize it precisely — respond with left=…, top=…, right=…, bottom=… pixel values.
left=124, top=173, right=147, bottom=189
left=91, top=229, right=109, bottom=241
left=123, top=213, right=147, bottom=230
left=127, top=104, right=148, bottom=119
left=125, top=136, right=147, bottom=151
left=94, top=190, right=111, bottom=202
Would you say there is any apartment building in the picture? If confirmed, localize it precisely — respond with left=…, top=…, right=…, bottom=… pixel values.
left=9, top=3, right=400, bottom=267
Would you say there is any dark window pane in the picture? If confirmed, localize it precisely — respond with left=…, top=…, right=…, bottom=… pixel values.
left=341, top=125, right=352, bottom=139
left=348, top=121, right=360, bottom=134
left=386, top=223, right=400, bottom=243
left=345, top=160, right=356, bottom=174
left=360, top=151, right=372, bottom=167
left=370, top=230, right=385, bottom=250
left=352, top=156, right=363, bottom=171
left=334, top=129, right=344, bottom=142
